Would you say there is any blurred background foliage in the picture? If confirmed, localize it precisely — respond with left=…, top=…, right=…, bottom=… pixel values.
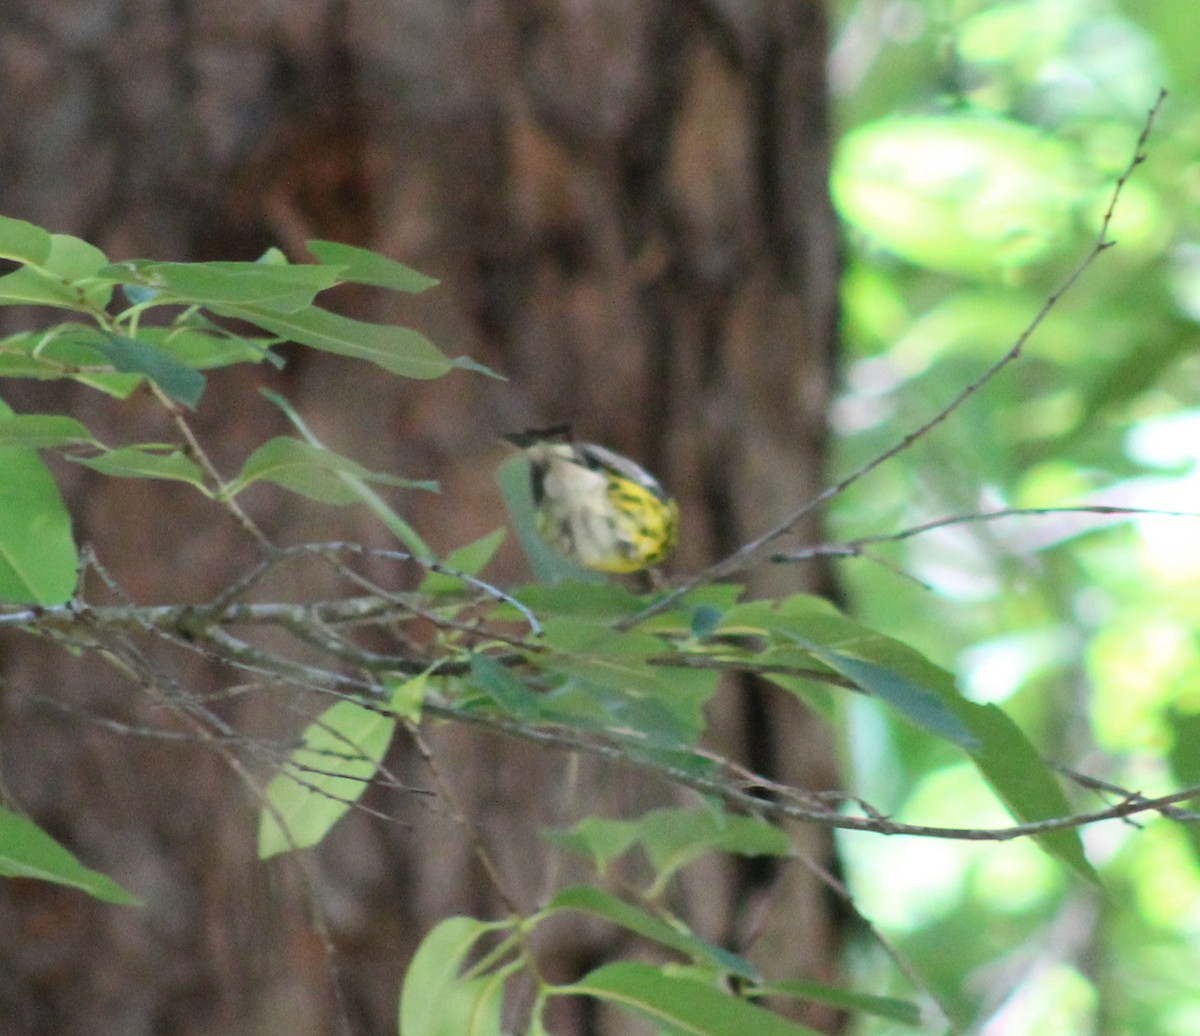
left=825, top=1, right=1200, bottom=1032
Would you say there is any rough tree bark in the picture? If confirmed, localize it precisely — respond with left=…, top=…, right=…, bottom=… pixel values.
left=0, top=1, right=842, bottom=1033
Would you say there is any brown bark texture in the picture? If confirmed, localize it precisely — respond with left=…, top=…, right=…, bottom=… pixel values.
left=0, top=1, right=843, bottom=1033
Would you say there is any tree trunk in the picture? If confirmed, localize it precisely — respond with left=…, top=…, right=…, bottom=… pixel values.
left=0, top=1, right=842, bottom=1033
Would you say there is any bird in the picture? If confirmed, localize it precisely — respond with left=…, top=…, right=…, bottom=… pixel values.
left=502, top=427, right=678, bottom=574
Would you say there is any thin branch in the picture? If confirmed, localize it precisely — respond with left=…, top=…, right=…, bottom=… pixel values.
left=625, top=87, right=1169, bottom=627
left=773, top=503, right=1200, bottom=562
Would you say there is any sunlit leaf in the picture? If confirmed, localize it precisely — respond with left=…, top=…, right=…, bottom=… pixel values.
left=137, top=326, right=281, bottom=370
left=258, top=699, right=396, bottom=858
left=834, top=116, right=1082, bottom=278
left=398, top=916, right=506, bottom=1036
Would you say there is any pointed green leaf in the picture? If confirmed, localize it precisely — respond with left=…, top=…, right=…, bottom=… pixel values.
left=633, top=808, right=790, bottom=892
left=724, top=595, right=1095, bottom=879
left=547, top=887, right=760, bottom=981
left=564, top=962, right=822, bottom=1036
left=0, top=329, right=140, bottom=396
left=799, top=643, right=978, bottom=751
left=307, top=240, right=439, bottom=292
left=230, top=436, right=435, bottom=504
left=385, top=670, right=429, bottom=723
left=259, top=390, right=436, bottom=559
left=106, top=259, right=341, bottom=312
left=136, top=326, right=281, bottom=370
left=542, top=816, right=642, bottom=874
left=966, top=703, right=1098, bottom=881
left=258, top=699, right=396, bottom=858
left=420, top=528, right=507, bottom=595
left=68, top=446, right=210, bottom=491
left=0, top=414, right=95, bottom=449
left=215, top=303, right=455, bottom=379
left=0, top=409, right=78, bottom=604
left=452, top=354, right=505, bottom=380
left=0, top=806, right=140, bottom=905
left=82, top=332, right=206, bottom=407
left=398, top=916, right=503, bottom=1036
left=468, top=653, right=542, bottom=721
left=751, top=980, right=921, bottom=1026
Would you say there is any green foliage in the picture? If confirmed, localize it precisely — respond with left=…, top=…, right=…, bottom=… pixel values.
left=259, top=696, right=400, bottom=859
left=1, top=116, right=1192, bottom=1036
left=0, top=403, right=77, bottom=605
left=829, top=0, right=1200, bottom=1030
left=0, top=806, right=139, bottom=905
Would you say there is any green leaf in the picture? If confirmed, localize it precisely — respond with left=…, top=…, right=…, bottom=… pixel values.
left=833, top=115, right=1082, bottom=278
left=420, top=528, right=507, bottom=595
left=722, top=595, right=1096, bottom=880
left=260, top=390, right=436, bottom=559
left=215, top=304, right=455, bottom=379
left=307, top=240, right=440, bottom=292
left=258, top=699, right=397, bottom=858
left=106, top=259, right=341, bottom=313
left=0, top=233, right=112, bottom=310
left=514, top=580, right=645, bottom=621
left=750, top=980, right=921, bottom=1026
left=542, top=816, right=642, bottom=875
left=69, top=446, right=210, bottom=491
left=0, top=213, right=52, bottom=265
left=1166, top=708, right=1200, bottom=861
left=965, top=703, right=1098, bottom=882
left=0, top=806, right=140, bottom=905
left=799, top=643, right=979, bottom=751
left=545, top=808, right=789, bottom=897
left=385, top=671, right=429, bottom=723
left=563, top=962, right=823, bottom=1036
left=136, top=326, right=281, bottom=370
left=632, top=808, right=791, bottom=893
left=0, top=329, right=141, bottom=396
left=468, top=654, right=542, bottom=721
left=0, top=413, right=78, bottom=605
left=0, top=414, right=95, bottom=449
left=229, top=436, right=436, bottom=504
left=537, top=618, right=717, bottom=744
left=547, top=887, right=760, bottom=981
left=452, top=354, right=505, bottom=380
left=82, top=332, right=207, bottom=408
left=398, top=916, right=504, bottom=1036
left=10, top=327, right=204, bottom=403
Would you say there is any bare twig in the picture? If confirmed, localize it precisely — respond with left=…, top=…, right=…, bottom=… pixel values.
left=625, top=88, right=1169, bottom=627
left=773, top=503, right=1200, bottom=562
